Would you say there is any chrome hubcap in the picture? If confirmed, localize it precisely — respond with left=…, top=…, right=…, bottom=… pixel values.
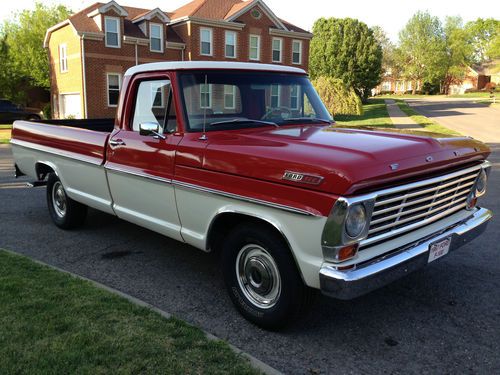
left=236, top=244, right=281, bottom=309
left=52, top=181, right=67, bottom=218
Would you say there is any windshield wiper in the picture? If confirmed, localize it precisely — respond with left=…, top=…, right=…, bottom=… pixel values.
left=209, top=118, right=279, bottom=128
left=282, top=117, right=332, bottom=124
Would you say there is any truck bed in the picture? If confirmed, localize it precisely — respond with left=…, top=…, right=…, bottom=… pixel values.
left=11, top=119, right=114, bottom=164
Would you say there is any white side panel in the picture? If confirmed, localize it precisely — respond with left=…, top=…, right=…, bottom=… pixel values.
left=106, top=171, right=183, bottom=241
left=11, top=144, right=114, bottom=214
left=174, top=185, right=327, bottom=289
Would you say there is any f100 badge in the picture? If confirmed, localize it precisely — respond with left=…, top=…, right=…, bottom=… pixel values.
left=282, top=171, right=324, bottom=185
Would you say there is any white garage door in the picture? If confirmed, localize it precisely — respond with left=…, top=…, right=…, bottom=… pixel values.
left=59, top=93, right=82, bottom=119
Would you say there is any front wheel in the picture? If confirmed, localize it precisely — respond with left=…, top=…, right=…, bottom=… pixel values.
left=47, top=173, right=87, bottom=229
left=221, top=223, right=315, bottom=330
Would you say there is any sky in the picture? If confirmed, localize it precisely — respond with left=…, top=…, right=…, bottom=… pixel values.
left=0, top=0, right=499, bottom=42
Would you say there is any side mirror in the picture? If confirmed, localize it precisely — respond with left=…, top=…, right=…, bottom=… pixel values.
left=139, top=122, right=159, bottom=136
left=139, top=122, right=165, bottom=139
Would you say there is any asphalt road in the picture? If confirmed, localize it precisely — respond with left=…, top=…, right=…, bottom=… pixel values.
left=1, top=142, right=499, bottom=374
left=407, top=98, right=500, bottom=143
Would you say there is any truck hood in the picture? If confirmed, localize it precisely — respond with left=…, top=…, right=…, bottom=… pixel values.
left=202, top=125, right=490, bottom=195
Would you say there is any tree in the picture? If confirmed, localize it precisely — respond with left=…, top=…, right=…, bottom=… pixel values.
left=309, top=18, right=383, bottom=101
left=397, top=11, right=446, bottom=94
left=441, top=17, right=474, bottom=94
left=312, top=76, right=363, bottom=116
left=1, top=3, right=71, bottom=90
left=465, top=18, right=500, bottom=62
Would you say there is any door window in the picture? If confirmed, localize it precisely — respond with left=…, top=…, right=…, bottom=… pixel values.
left=131, top=79, right=176, bottom=133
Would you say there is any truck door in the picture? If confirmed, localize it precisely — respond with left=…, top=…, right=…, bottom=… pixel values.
left=105, top=75, right=184, bottom=241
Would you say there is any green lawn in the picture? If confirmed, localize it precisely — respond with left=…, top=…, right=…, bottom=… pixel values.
left=394, top=100, right=461, bottom=136
left=334, top=98, right=393, bottom=127
left=0, top=250, right=260, bottom=375
left=448, top=91, right=498, bottom=98
left=0, top=124, right=13, bottom=129
left=0, top=128, right=11, bottom=143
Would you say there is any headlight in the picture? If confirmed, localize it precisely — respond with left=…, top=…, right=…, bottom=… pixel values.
left=475, top=169, right=487, bottom=195
left=345, top=204, right=367, bottom=238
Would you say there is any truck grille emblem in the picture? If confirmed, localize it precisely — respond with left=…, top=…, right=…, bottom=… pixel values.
left=282, top=171, right=324, bottom=185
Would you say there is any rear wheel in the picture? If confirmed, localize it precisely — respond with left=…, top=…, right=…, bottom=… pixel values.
left=47, top=173, right=87, bottom=229
left=221, top=223, right=315, bottom=330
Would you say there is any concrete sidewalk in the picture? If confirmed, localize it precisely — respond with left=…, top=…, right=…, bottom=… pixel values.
left=385, top=99, right=422, bottom=129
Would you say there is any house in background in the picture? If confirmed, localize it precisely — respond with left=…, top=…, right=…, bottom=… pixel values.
left=449, top=59, right=500, bottom=95
left=373, top=69, right=422, bottom=95
left=44, top=0, right=312, bottom=119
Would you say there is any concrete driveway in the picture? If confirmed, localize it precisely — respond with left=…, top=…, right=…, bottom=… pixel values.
left=406, top=98, right=500, bottom=143
left=1, top=143, right=499, bottom=374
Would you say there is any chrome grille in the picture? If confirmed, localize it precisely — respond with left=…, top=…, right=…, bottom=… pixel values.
left=366, top=167, right=480, bottom=242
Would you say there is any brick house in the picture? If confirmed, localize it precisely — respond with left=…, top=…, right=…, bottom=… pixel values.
left=373, top=69, right=422, bottom=95
left=44, top=0, right=312, bottom=119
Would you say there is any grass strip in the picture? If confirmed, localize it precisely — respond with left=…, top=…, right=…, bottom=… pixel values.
left=394, top=100, right=461, bottom=136
left=0, top=249, right=260, bottom=375
left=0, top=124, right=13, bottom=129
left=334, top=98, right=393, bottom=128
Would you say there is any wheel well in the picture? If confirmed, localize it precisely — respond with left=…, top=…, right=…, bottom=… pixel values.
left=207, top=213, right=288, bottom=254
left=35, top=163, right=55, bottom=181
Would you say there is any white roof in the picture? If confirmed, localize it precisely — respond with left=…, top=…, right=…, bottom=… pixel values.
left=124, top=61, right=306, bottom=77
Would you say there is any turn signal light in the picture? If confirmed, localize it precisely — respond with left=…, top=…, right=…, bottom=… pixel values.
left=338, top=244, right=359, bottom=261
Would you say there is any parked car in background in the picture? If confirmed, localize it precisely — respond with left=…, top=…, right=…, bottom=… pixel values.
left=0, top=99, right=42, bottom=123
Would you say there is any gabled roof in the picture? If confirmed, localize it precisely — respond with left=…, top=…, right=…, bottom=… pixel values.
left=132, top=8, right=170, bottom=23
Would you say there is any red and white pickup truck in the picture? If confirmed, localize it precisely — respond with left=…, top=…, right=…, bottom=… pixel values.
left=12, top=62, right=492, bottom=329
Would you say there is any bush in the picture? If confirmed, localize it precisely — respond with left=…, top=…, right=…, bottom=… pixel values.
left=42, top=103, right=51, bottom=119
left=312, top=76, right=363, bottom=116
left=484, top=82, right=497, bottom=91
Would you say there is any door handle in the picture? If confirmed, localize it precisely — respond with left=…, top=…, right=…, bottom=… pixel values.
left=109, top=139, right=126, bottom=147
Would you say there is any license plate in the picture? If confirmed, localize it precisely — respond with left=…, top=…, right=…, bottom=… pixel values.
left=428, top=237, right=451, bottom=263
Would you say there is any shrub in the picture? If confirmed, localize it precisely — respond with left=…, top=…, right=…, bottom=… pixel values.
left=312, top=76, right=363, bottom=116
left=484, top=82, right=496, bottom=91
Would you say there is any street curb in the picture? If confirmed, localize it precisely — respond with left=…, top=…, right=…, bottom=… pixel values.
left=1, top=249, right=283, bottom=375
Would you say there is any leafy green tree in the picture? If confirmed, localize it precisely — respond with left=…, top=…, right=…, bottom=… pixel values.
left=441, top=17, right=474, bottom=94
left=1, top=3, right=71, bottom=90
left=397, top=11, right=447, bottom=94
left=309, top=18, right=383, bottom=101
left=312, top=76, right=363, bottom=116
left=465, top=18, right=500, bottom=62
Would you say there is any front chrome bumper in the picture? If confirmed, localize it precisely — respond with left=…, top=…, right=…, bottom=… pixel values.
left=319, top=207, right=492, bottom=300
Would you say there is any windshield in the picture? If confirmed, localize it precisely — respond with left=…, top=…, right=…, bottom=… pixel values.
left=178, top=71, right=331, bottom=131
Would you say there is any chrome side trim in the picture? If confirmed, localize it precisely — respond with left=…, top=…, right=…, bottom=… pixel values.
left=173, top=180, right=318, bottom=216
left=105, top=165, right=173, bottom=184
left=10, top=139, right=102, bottom=166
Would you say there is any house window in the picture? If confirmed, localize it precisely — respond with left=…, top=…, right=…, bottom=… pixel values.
left=290, top=85, right=300, bottom=110
left=107, top=73, right=121, bottom=107
left=59, top=44, right=68, bottom=73
left=382, top=81, right=391, bottom=91
left=151, top=81, right=165, bottom=108
left=200, top=28, right=213, bottom=56
left=200, top=83, right=212, bottom=108
left=150, top=23, right=163, bottom=52
left=270, top=85, right=280, bottom=108
left=224, top=85, right=236, bottom=109
left=249, top=35, right=260, bottom=61
left=105, top=17, right=120, bottom=48
left=225, top=31, right=236, bottom=58
left=272, top=38, right=282, bottom=63
left=292, top=40, right=302, bottom=64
